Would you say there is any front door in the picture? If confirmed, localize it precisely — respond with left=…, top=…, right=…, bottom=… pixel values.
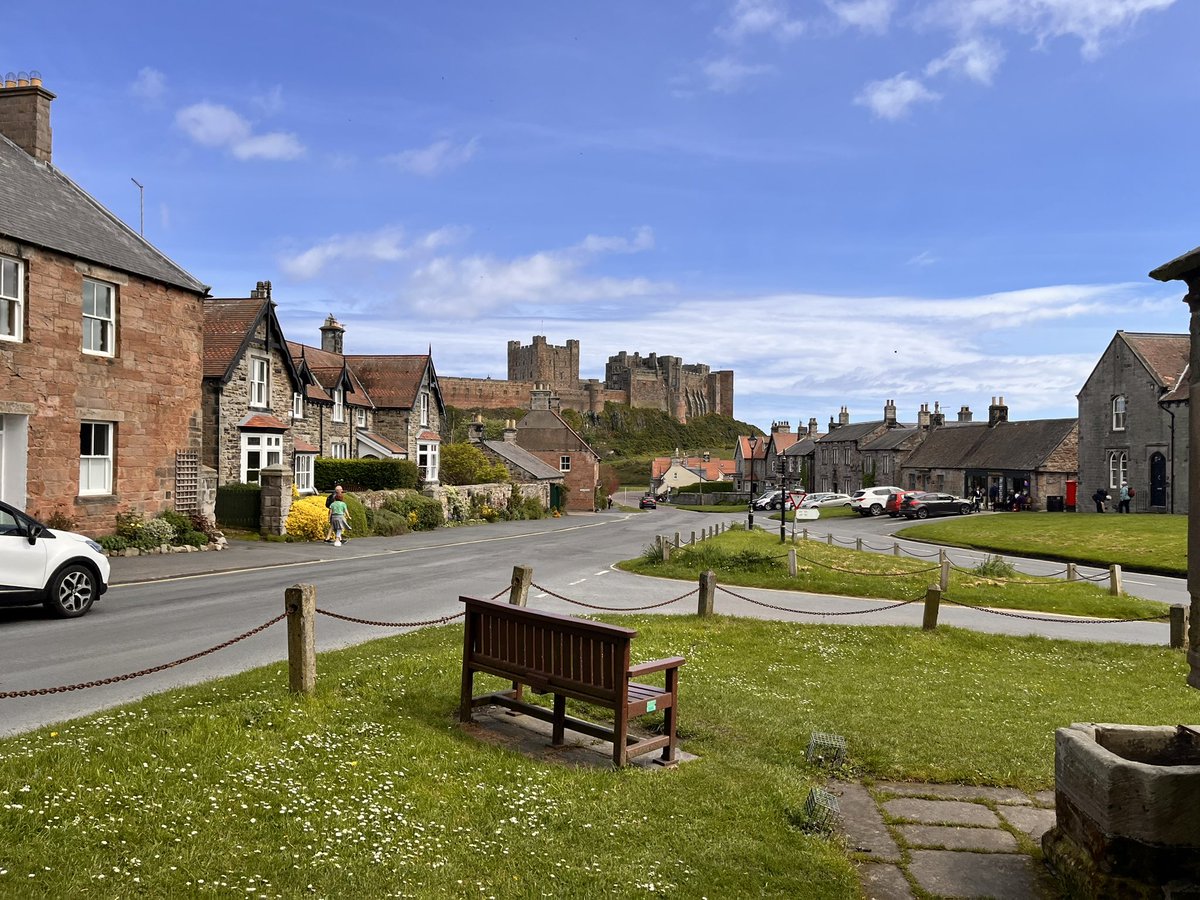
left=1150, top=452, right=1167, bottom=507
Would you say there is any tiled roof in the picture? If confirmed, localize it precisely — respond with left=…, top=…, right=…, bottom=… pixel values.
left=202, top=298, right=268, bottom=379
left=417, top=430, right=441, bottom=442
left=737, top=435, right=767, bottom=459
left=651, top=457, right=736, bottom=480
left=900, top=419, right=1077, bottom=471
left=356, top=430, right=407, bottom=455
left=1120, top=333, right=1188, bottom=391
left=287, top=341, right=372, bottom=407
left=481, top=440, right=564, bottom=480
left=1162, top=364, right=1189, bottom=404
left=346, top=355, right=430, bottom=409
left=293, top=439, right=319, bottom=453
left=0, top=132, right=207, bottom=294
left=238, top=413, right=289, bottom=430
left=769, top=433, right=800, bottom=454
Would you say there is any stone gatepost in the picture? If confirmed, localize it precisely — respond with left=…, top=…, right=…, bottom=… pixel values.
left=1149, top=247, right=1200, bottom=690
left=199, top=465, right=218, bottom=524
left=259, top=465, right=293, bottom=536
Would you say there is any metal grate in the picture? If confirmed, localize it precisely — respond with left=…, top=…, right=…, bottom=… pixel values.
left=803, top=787, right=840, bottom=828
left=175, top=450, right=200, bottom=513
left=806, top=732, right=847, bottom=767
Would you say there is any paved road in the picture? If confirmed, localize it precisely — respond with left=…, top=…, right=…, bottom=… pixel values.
left=0, top=504, right=1177, bottom=736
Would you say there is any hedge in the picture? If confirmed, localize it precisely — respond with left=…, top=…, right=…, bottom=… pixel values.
left=314, top=458, right=419, bottom=491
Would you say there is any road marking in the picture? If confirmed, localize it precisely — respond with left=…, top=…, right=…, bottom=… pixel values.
left=593, top=571, right=608, bottom=576
left=569, top=579, right=586, bottom=585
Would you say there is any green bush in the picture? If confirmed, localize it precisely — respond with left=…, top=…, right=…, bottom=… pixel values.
left=181, top=530, right=210, bottom=548
left=366, top=507, right=411, bottom=537
left=158, top=509, right=192, bottom=541
left=315, top=458, right=419, bottom=491
left=136, top=517, right=177, bottom=549
left=98, top=535, right=128, bottom=553
left=341, top=494, right=370, bottom=537
left=381, top=494, right=444, bottom=531
left=439, top=443, right=510, bottom=486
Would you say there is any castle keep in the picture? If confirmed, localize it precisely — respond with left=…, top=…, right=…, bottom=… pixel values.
left=439, top=336, right=734, bottom=422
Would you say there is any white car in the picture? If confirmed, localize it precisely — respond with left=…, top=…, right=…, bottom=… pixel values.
left=850, top=486, right=905, bottom=517
left=0, top=500, right=110, bottom=618
left=800, top=492, right=852, bottom=509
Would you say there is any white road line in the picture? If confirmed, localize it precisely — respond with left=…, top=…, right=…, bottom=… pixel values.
left=594, top=571, right=609, bottom=576
left=568, top=579, right=587, bottom=585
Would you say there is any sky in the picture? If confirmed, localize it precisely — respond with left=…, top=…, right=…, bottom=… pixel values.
left=5, top=0, right=1198, bottom=433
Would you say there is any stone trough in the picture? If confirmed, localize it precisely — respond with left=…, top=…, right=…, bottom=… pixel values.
left=1043, top=723, right=1200, bottom=898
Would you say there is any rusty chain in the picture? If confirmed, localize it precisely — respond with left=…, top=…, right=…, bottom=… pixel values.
left=715, top=583, right=923, bottom=616
left=790, top=550, right=941, bottom=578
left=317, top=608, right=464, bottom=628
left=0, top=613, right=286, bottom=700
left=531, top=581, right=697, bottom=611
left=941, top=595, right=1168, bottom=624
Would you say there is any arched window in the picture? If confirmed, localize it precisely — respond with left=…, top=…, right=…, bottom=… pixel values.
left=1112, top=395, right=1126, bottom=431
left=1108, top=450, right=1127, bottom=489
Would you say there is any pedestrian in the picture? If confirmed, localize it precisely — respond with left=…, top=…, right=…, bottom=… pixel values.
left=988, top=484, right=999, bottom=511
left=1118, top=481, right=1132, bottom=514
left=972, top=486, right=983, bottom=512
left=328, top=487, right=349, bottom=546
left=1092, top=487, right=1109, bottom=513
left=324, top=484, right=345, bottom=542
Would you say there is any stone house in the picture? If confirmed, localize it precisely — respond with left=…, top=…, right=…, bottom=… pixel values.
left=1076, top=331, right=1188, bottom=513
left=201, top=285, right=310, bottom=489
left=514, top=387, right=600, bottom=511
left=860, top=424, right=923, bottom=489
left=286, top=315, right=374, bottom=465
left=899, top=399, right=1078, bottom=508
left=762, top=422, right=800, bottom=487
left=734, top=434, right=768, bottom=493
left=782, top=432, right=822, bottom=491
left=346, top=351, right=445, bottom=484
left=0, top=78, right=210, bottom=531
left=811, top=403, right=904, bottom=494
left=466, top=417, right=564, bottom=492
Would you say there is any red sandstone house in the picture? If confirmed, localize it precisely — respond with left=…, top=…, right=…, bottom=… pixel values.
left=0, top=78, right=210, bottom=531
left=514, top=387, right=600, bottom=511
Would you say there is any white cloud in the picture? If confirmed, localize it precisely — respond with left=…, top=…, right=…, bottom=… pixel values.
left=252, top=85, right=285, bottom=116
left=279, top=225, right=464, bottom=280
left=718, top=0, right=806, bottom=42
left=825, top=0, right=897, bottom=33
left=130, top=67, right=165, bottom=101
left=854, top=73, right=940, bottom=119
left=907, top=250, right=938, bottom=267
left=384, top=137, right=480, bottom=176
left=925, top=38, right=1006, bottom=83
left=175, top=102, right=305, bottom=161
left=703, top=57, right=775, bottom=93
left=922, top=0, right=1177, bottom=59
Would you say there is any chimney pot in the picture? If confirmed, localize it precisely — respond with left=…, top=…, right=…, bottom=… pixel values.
left=0, top=77, right=55, bottom=162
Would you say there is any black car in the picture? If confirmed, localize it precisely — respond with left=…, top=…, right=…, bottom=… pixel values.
left=639, top=495, right=657, bottom=509
left=900, top=492, right=973, bottom=519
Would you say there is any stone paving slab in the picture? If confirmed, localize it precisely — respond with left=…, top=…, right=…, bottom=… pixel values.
left=831, top=782, right=902, bottom=862
left=856, top=862, right=914, bottom=900
left=874, top=781, right=1032, bottom=805
left=908, top=850, right=1049, bottom=899
left=898, top=823, right=1019, bottom=852
left=883, top=798, right=1002, bottom=827
left=1033, top=790, right=1055, bottom=807
left=999, top=805, right=1056, bottom=842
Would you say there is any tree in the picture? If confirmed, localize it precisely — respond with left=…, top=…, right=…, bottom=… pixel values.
left=439, top=443, right=511, bottom=486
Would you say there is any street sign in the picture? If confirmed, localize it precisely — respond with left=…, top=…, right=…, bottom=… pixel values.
left=792, top=508, right=819, bottom=521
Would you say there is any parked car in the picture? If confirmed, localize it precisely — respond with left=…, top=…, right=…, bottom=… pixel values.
left=885, top=490, right=919, bottom=518
left=850, top=486, right=904, bottom=517
left=899, top=492, right=973, bottom=519
left=639, top=495, right=657, bottom=510
left=751, top=490, right=782, bottom=510
left=0, top=500, right=110, bottom=618
left=799, top=493, right=852, bottom=509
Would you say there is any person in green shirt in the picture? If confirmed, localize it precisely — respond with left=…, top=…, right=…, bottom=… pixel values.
left=328, top=488, right=349, bottom=546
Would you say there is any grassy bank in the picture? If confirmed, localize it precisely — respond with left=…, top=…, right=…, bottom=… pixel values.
left=1, top=618, right=1194, bottom=898
left=899, top=512, right=1187, bottom=576
left=618, top=529, right=1169, bottom=620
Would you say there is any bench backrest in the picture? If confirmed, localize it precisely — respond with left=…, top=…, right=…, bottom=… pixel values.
left=460, top=596, right=636, bottom=705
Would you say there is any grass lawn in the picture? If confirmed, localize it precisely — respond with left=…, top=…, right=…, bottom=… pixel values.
left=899, top=512, right=1187, bottom=577
left=619, top=529, right=1169, bottom=620
left=1, top=618, right=1195, bottom=898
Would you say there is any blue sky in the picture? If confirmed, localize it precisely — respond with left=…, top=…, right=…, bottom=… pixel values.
left=6, top=0, right=1197, bottom=432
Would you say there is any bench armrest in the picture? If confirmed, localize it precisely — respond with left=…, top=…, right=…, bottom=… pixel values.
left=628, top=656, right=686, bottom=678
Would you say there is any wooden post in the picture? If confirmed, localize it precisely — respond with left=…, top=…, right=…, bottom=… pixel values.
left=1171, top=605, right=1190, bottom=650
left=788, top=548, right=797, bottom=577
left=698, top=570, right=716, bottom=616
left=1067, top=562, right=1078, bottom=581
left=893, top=542, right=901, bottom=557
left=856, top=537, right=863, bottom=552
left=802, top=527, right=808, bottom=542
left=1109, top=564, right=1123, bottom=597
left=508, top=565, right=532, bottom=606
left=285, top=583, right=317, bottom=695
left=661, top=540, right=671, bottom=562
left=827, top=533, right=834, bottom=546
left=922, top=586, right=942, bottom=631
left=939, top=558, right=951, bottom=592
left=674, top=532, right=681, bottom=549
left=691, top=530, right=696, bottom=545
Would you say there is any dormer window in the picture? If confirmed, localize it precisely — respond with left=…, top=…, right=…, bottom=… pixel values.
left=332, top=388, right=345, bottom=423
left=1112, top=395, right=1126, bottom=431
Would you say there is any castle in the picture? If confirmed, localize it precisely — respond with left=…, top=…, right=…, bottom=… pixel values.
left=439, top=336, right=734, bottom=422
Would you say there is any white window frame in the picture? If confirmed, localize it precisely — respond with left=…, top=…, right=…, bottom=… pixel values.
left=82, top=278, right=116, bottom=357
left=0, top=255, right=22, bottom=343
left=249, top=356, right=270, bottom=408
left=1108, top=450, right=1128, bottom=489
left=331, top=441, right=349, bottom=460
left=420, top=391, right=430, bottom=427
left=293, top=453, right=314, bottom=493
left=80, top=421, right=113, bottom=496
left=1112, top=395, right=1127, bottom=431
left=417, top=440, right=439, bottom=482
left=560, top=455, right=571, bottom=473
left=355, top=407, right=367, bottom=428
left=332, top=388, right=345, bottom=423
left=292, top=392, right=304, bottom=420
left=240, top=432, right=282, bottom=484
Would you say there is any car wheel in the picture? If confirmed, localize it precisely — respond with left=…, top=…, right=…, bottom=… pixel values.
left=44, top=564, right=97, bottom=618
left=960, top=504, right=971, bottom=515
left=869, top=504, right=883, bottom=516
left=916, top=508, right=928, bottom=519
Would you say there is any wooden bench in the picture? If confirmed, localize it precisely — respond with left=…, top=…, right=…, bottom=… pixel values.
left=458, top=595, right=685, bottom=767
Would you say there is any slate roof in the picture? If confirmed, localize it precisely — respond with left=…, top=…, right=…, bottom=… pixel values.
left=1119, top=333, right=1188, bottom=391
left=900, top=419, right=1077, bottom=471
left=0, top=132, right=207, bottom=294
left=1162, top=364, right=1189, bottom=404
left=287, top=341, right=373, bottom=407
left=815, top=421, right=890, bottom=444
left=783, top=436, right=820, bottom=457
left=861, top=427, right=919, bottom=451
left=481, top=440, right=564, bottom=481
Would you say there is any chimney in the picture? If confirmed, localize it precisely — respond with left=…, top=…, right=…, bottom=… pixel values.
left=502, top=419, right=518, bottom=442
left=838, top=406, right=850, bottom=426
left=702, top=451, right=710, bottom=463
left=884, top=399, right=897, bottom=427
left=930, top=401, right=945, bottom=429
left=828, top=415, right=838, bottom=432
left=467, top=413, right=485, bottom=444
left=250, top=280, right=273, bottom=300
left=917, top=402, right=931, bottom=430
left=808, top=417, right=818, bottom=436
left=988, top=396, right=1009, bottom=428
left=0, top=73, right=54, bottom=163
left=771, top=420, right=791, bottom=435
left=530, top=383, right=552, bottom=410
left=958, top=405, right=973, bottom=423
left=320, top=314, right=345, bottom=355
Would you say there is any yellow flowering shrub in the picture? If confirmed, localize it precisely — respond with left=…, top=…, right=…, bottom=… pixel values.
left=286, top=495, right=330, bottom=541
